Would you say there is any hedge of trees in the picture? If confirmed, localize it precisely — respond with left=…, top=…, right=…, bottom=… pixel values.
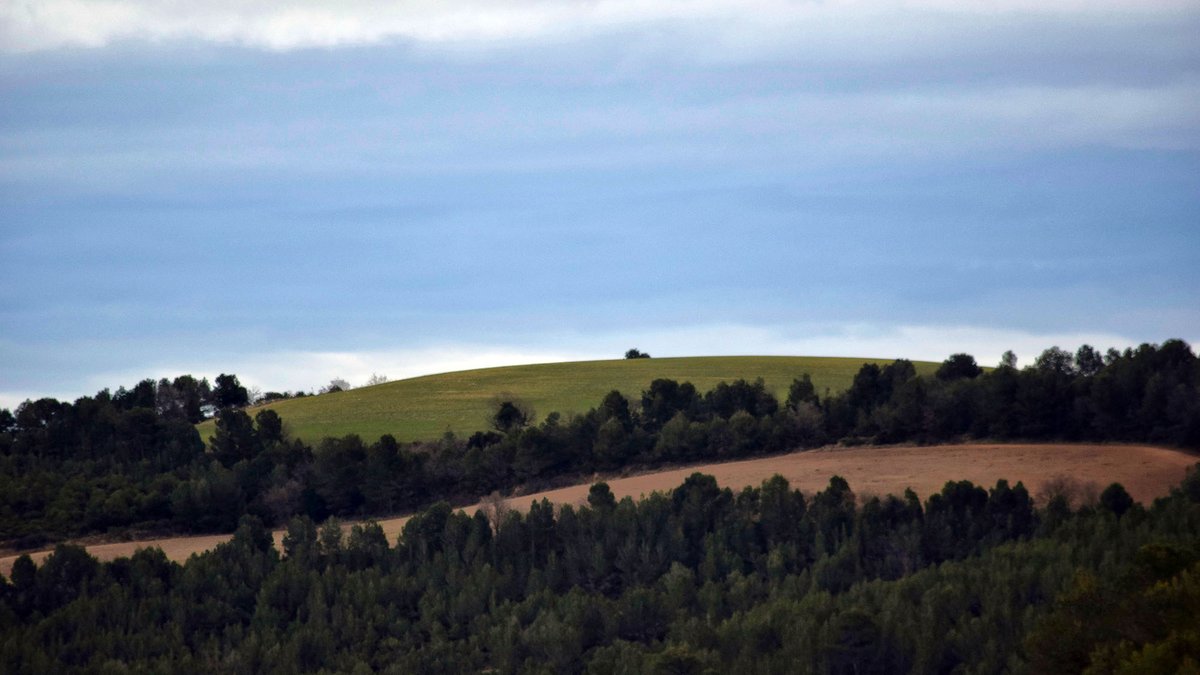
left=2, top=340, right=1198, bottom=547
left=0, top=374, right=247, bottom=547
left=3, top=468, right=1199, bottom=673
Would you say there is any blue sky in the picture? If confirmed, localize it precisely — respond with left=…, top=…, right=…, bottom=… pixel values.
left=1, top=0, right=1198, bottom=406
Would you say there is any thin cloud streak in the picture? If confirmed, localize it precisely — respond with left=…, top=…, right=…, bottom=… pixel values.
left=2, top=0, right=1194, bottom=53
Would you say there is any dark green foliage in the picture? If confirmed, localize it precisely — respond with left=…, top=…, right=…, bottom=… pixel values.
left=823, top=609, right=884, bottom=675
left=1026, top=540, right=1200, bottom=674
left=493, top=400, right=533, bottom=433
left=641, top=379, right=701, bottom=432
left=787, top=373, right=820, bottom=409
left=705, top=378, right=778, bottom=419
left=599, top=391, right=635, bottom=430
left=1075, top=344, right=1105, bottom=377
left=213, top=373, right=250, bottom=410
left=1100, top=483, right=1135, bottom=517
left=114, top=378, right=157, bottom=410
left=0, top=376, right=218, bottom=544
left=3, top=338, right=1198, bottom=556
left=255, top=409, right=284, bottom=445
left=210, top=409, right=262, bottom=467
left=312, top=435, right=369, bottom=514
left=5, top=470, right=1199, bottom=673
left=936, top=353, right=982, bottom=381
left=824, top=341, right=1200, bottom=446
left=157, top=375, right=212, bottom=423
left=588, top=482, right=616, bottom=510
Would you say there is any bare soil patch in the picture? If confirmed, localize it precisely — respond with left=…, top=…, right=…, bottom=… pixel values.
left=3, top=443, right=1193, bottom=578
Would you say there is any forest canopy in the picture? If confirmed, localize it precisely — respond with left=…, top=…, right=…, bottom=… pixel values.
left=1, top=340, right=1197, bottom=548
left=3, top=467, right=1199, bottom=673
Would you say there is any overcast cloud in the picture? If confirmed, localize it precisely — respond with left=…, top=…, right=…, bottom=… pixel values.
left=4, top=0, right=1192, bottom=53
left=1, top=0, right=1197, bottom=407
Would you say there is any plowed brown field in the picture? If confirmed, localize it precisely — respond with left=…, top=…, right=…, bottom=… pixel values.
left=3, top=443, right=1194, bottom=578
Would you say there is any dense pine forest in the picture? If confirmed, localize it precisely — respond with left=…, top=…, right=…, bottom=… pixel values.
left=3, top=468, right=1199, bottom=672
left=2, top=341, right=1198, bottom=547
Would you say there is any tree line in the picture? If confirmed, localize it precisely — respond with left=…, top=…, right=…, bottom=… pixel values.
left=1, top=340, right=1197, bottom=548
left=2, top=467, right=1198, bottom=673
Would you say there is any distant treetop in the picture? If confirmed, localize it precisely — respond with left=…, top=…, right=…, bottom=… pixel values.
left=936, top=353, right=982, bottom=381
left=625, top=348, right=651, bottom=359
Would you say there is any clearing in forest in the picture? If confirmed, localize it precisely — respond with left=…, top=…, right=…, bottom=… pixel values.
left=3, top=442, right=1193, bottom=578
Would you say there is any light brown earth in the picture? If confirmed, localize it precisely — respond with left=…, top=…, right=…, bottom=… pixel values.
left=3, top=443, right=1195, bottom=578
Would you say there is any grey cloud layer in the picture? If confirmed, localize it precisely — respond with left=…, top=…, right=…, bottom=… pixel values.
left=0, top=0, right=1197, bottom=403
left=2, top=0, right=1196, bottom=53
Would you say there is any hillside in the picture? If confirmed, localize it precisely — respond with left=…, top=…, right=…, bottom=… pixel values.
left=4, top=442, right=1193, bottom=576
left=197, top=355, right=938, bottom=443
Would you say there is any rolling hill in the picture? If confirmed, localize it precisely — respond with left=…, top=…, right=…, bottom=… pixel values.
left=197, top=355, right=939, bottom=443
left=5, top=442, right=1193, bottom=576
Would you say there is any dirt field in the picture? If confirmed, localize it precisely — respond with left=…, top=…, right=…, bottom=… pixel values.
left=3, top=443, right=1194, bottom=578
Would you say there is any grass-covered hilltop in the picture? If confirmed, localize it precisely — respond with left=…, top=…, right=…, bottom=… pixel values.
left=197, top=356, right=937, bottom=443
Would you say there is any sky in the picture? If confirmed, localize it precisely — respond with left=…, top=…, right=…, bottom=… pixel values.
left=1, top=0, right=1198, bottom=407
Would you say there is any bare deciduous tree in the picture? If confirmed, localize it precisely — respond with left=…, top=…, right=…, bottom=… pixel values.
left=479, top=491, right=511, bottom=532
left=320, top=378, right=351, bottom=394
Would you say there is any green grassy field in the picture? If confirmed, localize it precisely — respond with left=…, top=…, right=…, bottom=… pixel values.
left=196, top=355, right=938, bottom=444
